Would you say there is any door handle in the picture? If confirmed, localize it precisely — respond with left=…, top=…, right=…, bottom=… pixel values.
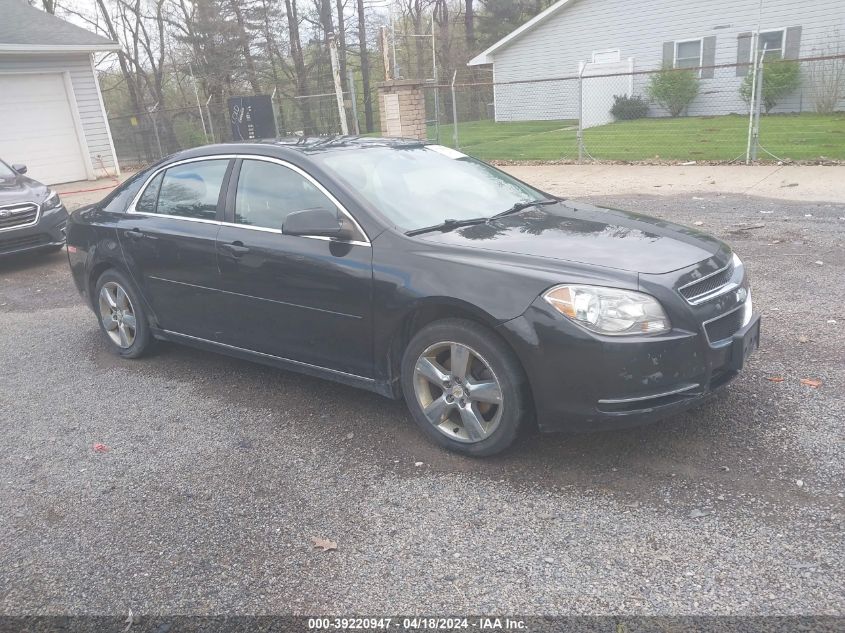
left=220, top=241, right=250, bottom=257
left=125, top=228, right=151, bottom=241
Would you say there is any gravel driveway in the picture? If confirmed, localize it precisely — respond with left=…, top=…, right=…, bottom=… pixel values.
left=0, top=192, right=843, bottom=617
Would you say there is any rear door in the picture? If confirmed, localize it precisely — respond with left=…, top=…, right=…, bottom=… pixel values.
left=213, top=157, right=374, bottom=378
left=116, top=157, right=233, bottom=340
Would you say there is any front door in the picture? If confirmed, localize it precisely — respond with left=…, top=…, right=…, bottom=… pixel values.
left=116, top=158, right=232, bottom=340
left=214, top=158, right=374, bottom=378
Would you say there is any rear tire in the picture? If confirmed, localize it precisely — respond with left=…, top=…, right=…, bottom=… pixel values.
left=400, top=318, right=529, bottom=457
left=94, top=269, right=151, bottom=359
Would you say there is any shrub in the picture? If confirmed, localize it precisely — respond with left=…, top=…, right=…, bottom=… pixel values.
left=740, top=60, right=802, bottom=113
left=610, top=94, right=649, bottom=120
left=647, top=68, right=700, bottom=117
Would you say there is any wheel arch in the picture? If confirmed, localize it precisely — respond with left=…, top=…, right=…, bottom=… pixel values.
left=383, top=298, right=533, bottom=406
left=87, top=257, right=158, bottom=328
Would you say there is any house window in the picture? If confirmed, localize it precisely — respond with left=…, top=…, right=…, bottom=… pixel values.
left=592, top=49, right=620, bottom=64
left=758, top=30, right=784, bottom=59
left=674, top=39, right=702, bottom=69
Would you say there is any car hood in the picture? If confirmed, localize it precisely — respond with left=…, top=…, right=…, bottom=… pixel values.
left=0, top=173, right=48, bottom=205
left=415, top=200, right=727, bottom=275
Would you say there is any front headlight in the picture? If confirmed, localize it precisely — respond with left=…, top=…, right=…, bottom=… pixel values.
left=42, top=190, right=62, bottom=210
left=543, top=285, right=671, bottom=335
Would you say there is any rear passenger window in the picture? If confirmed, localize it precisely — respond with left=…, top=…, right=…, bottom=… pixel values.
left=135, top=172, right=163, bottom=214
left=149, top=160, right=229, bottom=220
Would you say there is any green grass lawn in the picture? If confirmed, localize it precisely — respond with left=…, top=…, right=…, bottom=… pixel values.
left=428, top=113, right=845, bottom=162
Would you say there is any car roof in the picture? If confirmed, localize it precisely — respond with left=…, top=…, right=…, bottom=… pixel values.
left=172, top=136, right=427, bottom=163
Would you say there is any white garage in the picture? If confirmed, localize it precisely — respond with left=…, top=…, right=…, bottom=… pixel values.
left=0, top=0, right=120, bottom=185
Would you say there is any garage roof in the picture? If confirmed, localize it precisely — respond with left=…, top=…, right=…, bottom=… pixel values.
left=0, top=0, right=120, bottom=53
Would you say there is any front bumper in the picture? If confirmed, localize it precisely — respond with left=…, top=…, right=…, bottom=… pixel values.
left=0, top=204, right=68, bottom=257
left=498, top=297, right=760, bottom=433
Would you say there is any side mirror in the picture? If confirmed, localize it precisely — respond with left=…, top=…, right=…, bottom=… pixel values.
left=282, top=207, right=350, bottom=239
left=12, top=164, right=27, bottom=175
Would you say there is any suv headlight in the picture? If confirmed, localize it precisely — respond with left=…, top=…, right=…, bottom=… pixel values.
left=42, top=190, right=62, bottom=210
left=543, top=285, right=671, bottom=335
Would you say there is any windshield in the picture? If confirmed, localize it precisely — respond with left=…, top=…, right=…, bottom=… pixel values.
left=314, top=145, right=547, bottom=231
left=0, top=161, right=16, bottom=179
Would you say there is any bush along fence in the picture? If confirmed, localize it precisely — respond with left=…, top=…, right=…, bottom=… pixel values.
left=107, top=54, right=845, bottom=169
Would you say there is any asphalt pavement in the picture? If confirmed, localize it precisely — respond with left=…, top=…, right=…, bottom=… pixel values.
left=0, top=192, right=843, bottom=616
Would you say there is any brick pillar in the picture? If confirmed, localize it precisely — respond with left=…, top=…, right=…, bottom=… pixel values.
left=377, top=80, right=427, bottom=140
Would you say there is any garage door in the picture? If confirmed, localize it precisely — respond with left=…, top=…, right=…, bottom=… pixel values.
left=0, top=73, right=89, bottom=185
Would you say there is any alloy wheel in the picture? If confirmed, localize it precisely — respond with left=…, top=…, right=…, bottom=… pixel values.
left=412, top=341, right=504, bottom=443
left=98, top=281, right=137, bottom=349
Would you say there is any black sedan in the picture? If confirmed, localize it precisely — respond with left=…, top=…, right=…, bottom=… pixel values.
left=0, top=159, right=68, bottom=257
left=67, top=138, right=760, bottom=456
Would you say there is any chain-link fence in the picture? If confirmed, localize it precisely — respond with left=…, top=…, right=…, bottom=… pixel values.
left=107, top=90, right=363, bottom=169
left=107, top=55, right=844, bottom=170
left=428, top=55, right=845, bottom=164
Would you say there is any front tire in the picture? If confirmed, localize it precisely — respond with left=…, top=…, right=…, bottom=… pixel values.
left=400, top=318, right=529, bottom=456
left=94, top=269, right=151, bottom=359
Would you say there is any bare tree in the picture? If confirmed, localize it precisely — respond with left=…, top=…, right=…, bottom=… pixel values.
left=464, top=0, right=474, bottom=49
left=356, top=0, right=374, bottom=131
left=284, top=0, right=315, bottom=133
left=229, top=0, right=262, bottom=93
left=36, top=0, right=58, bottom=14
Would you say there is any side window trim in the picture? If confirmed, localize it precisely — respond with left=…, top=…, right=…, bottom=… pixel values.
left=223, top=158, right=243, bottom=225
left=128, top=155, right=238, bottom=226
left=127, top=153, right=370, bottom=246
left=216, top=159, right=237, bottom=222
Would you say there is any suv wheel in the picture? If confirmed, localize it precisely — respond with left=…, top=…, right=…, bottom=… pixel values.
left=401, top=318, right=529, bottom=456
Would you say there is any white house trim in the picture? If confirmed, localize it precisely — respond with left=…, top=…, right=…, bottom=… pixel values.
left=0, top=43, right=121, bottom=53
left=61, top=71, right=96, bottom=180
left=468, top=0, right=577, bottom=66
left=90, top=54, right=120, bottom=177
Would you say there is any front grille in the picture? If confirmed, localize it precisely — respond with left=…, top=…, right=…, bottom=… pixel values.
left=0, top=233, right=48, bottom=254
left=0, top=203, right=39, bottom=230
left=680, top=261, right=734, bottom=303
left=704, top=307, right=745, bottom=344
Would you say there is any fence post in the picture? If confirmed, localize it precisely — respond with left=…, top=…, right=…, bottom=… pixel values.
left=347, top=70, right=361, bottom=135
left=450, top=70, right=459, bottom=150
left=751, top=54, right=765, bottom=161
left=189, top=62, right=208, bottom=144
left=745, top=35, right=762, bottom=164
left=205, top=95, right=216, bottom=144
left=329, top=33, right=349, bottom=135
left=271, top=86, right=281, bottom=137
left=577, top=62, right=585, bottom=163
left=148, top=104, right=163, bottom=158
left=431, top=16, right=440, bottom=143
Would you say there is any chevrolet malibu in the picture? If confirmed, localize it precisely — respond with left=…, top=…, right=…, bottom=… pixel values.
left=67, top=138, right=760, bottom=456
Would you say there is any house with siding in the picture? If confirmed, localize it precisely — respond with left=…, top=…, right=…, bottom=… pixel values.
left=468, top=0, right=845, bottom=123
left=0, top=0, right=120, bottom=185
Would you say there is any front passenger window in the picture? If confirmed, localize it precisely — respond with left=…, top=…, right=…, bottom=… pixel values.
left=235, top=160, right=336, bottom=230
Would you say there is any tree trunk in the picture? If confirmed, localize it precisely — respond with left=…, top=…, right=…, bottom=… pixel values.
left=464, top=0, right=475, bottom=48
left=230, top=0, right=262, bottom=94
left=335, top=0, right=348, bottom=92
left=464, top=0, right=480, bottom=120
left=284, top=0, right=315, bottom=134
left=356, top=0, right=374, bottom=132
